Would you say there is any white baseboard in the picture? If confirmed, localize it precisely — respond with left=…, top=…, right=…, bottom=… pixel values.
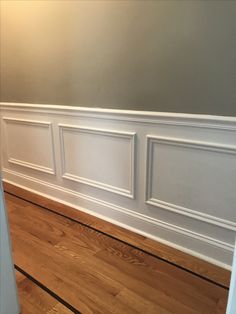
left=1, top=102, right=236, bottom=268
left=2, top=164, right=233, bottom=270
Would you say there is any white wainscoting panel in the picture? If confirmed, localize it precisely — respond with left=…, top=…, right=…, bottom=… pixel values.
left=1, top=102, right=236, bottom=269
left=146, top=136, right=236, bottom=231
left=3, top=117, right=55, bottom=175
left=59, top=124, right=136, bottom=198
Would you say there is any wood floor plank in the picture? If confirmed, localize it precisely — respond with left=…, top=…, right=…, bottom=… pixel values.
left=12, top=230, right=136, bottom=313
left=94, top=249, right=224, bottom=314
left=6, top=193, right=228, bottom=314
left=116, top=288, right=171, bottom=314
left=15, top=270, right=73, bottom=314
left=3, top=182, right=230, bottom=288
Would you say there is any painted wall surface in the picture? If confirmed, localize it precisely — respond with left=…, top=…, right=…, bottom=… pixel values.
left=0, top=0, right=236, bottom=115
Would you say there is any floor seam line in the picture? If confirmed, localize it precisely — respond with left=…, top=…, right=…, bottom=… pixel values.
left=14, top=264, right=81, bottom=314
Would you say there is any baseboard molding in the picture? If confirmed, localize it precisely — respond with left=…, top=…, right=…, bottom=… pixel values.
left=4, top=180, right=231, bottom=288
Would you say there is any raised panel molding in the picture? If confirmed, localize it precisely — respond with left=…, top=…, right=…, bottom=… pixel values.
left=146, top=135, right=236, bottom=231
left=59, top=124, right=136, bottom=198
left=3, top=117, right=56, bottom=175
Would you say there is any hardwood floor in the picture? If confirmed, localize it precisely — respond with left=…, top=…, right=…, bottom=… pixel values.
left=15, top=270, right=73, bottom=313
left=4, top=182, right=230, bottom=288
left=6, top=192, right=228, bottom=313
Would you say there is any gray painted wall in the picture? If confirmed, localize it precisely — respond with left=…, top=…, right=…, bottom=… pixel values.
left=0, top=0, right=236, bottom=116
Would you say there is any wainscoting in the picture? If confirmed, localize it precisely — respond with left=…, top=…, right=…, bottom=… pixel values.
left=1, top=103, right=236, bottom=269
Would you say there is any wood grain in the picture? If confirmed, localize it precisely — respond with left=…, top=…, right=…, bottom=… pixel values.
left=3, top=181, right=231, bottom=288
left=6, top=192, right=228, bottom=314
left=15, top=270, right=73, bottom=314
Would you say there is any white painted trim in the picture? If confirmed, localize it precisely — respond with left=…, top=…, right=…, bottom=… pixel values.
left=8, top=158, right=55, bottom=175
left=2, top=117, right=52, bottom=126
left=0, top=178, right=19, bottom=314
left=59, top=124, right=136, bottom=198
left=1, top=102, right=235, bottom=268
left=146, top=135, right=236, bottom=155
left=146, top=135, right=236, bottom=231
left=3, top=117, right=56, bottom=175
left=2, top=168, right=233, bottom=270
left=1, top=102, right=236, bottom=130
left=227, top=240, right=236, bottom=314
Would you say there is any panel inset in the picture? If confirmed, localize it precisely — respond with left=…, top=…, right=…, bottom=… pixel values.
left=59, top=124, right=136, bottom=198
left=146, top=136, right=236, bottom=230
left=3, top=118, right=55, bottom=174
